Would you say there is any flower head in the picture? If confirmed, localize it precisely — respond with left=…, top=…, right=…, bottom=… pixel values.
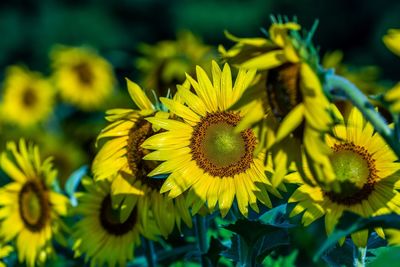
left=93, top=79, right=191, bottom=237
left=142, top=61, right=281, bottom=217
left=288, top=107, right=400, bottom=247
left=50, top=45, right=115, bottom=110
left=0, top=139, right=69, bottom=266
left=1, top=66, right=54, bottom=128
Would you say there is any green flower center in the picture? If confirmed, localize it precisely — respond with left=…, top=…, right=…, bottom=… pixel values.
left=99, top=195, right=138, bottom=236
left=19, top=180, right=49, bottom=232
left=190, top=112, right=257, bottom=178
left=324, top=142, right=377, bottom=205
left=330, top=150, right=369, bottom=195
left=203, top=122, right=246, bottom=167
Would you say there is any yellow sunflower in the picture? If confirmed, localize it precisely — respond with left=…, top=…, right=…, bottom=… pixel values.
left=288, top=107, right=400, bottom=247
left=92, top=79, right=192, bottom=237
left=141, top=61, right=281, bottom=217
left=383, top=29, right=400, bottom=112
left=383, top=29, right=400, bottom=57
left=0, top=66, right=54, bottom=128
left=0, top=139, right=69, bottom=266
left=220, top=20, right=336, bottom=187
left=50, top=45, right=115, bottom=110
left=136, top=30, right=213, bottom=96
left=0, top=245, right=13, bottom=267
left=72, top=177, right=158, bottom=267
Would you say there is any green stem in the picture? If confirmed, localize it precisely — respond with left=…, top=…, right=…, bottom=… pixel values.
left=143, top=238, right=157, bottom=267
left=326, top=74, right=400, bottom=157
left=195, top=215, right=209, bottom=266
left=353, top=246, right=366, bottom=267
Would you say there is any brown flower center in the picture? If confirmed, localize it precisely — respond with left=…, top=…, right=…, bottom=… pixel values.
left=266, top=63, right=302, bottom=122
left=190, top=112, right=257, bottom=178
left=73, top=62, right=93, bottom=85
left=127, top=118, right=164, bottom=190
left=18, top=180, right=50, bottom=232
left=22, top=87, right=37, bottom=108
left=324, top=142, right=378, bottom=205
left=99, top=195, right=138, bottom=236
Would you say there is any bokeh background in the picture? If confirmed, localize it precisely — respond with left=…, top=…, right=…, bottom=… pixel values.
left=0, top=0, right=399, bottom=82
left=0, top=1, right=399, bottom=265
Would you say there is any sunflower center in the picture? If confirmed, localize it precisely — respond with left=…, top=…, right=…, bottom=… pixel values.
left=22, top=87, right=37, bottom=107
left=190, top=112, right=257, bottom=177
left=203, top=122, right=246, bottom=167
left=18, top=180, right=49, bottom=232
left=73, top=62, right=93, bottom=85
left=99, top=195, right=138, bottom=236
left=324, top=142, right=377, bottom=205
left=266, top=63, right=302, bottom=122
left=127, top=118, right=164, bottom=191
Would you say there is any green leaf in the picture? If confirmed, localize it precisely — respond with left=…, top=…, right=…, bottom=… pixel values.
left=368, top=246, right=400, bottom=267
left=205, top=237, right=228, bottom=266
left=259, top=204, right=294, bottom=228
left=223, top=219, right=290, bottom=265
left=314, top=212, right=400, bottom=261
left=262, top=250, right=298, bottom=267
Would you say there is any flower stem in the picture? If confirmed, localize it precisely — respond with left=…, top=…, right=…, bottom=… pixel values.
left=326, top=74, right=400, bottom=157
left=143, top=238, right=157, bottom=267
left=353, top=246, right=366, bottom=267
left=195, top=215, right=209, bottom=266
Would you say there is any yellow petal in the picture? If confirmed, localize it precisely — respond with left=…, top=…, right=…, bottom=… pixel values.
left=126, top=78, right=154, bottom=111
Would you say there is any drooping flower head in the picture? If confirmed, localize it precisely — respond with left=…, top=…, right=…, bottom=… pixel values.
left=72, top=177, right=158, bottom=267
left=288, top=107, right=400, bottom=247
left=136, top=31, right=213, bottom=96
left=0, top=66, right=54, bottom=128
left=0, top=139, right=69, bottom=266
left=50, top=45, right=115, bottom=110
left=92, top=79, right=192, bottom=237
left=220, top=17, right=337, bottom=187
left=142, top=61, right=281, bottom=217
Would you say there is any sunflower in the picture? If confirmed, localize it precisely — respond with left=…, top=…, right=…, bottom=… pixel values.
left=141, top=61, right=281, bottom=217
left=0, top=66, right=54, bottom=128
left=136, top=30, right=213, bottom=96
left=50, top=45, right=115, bottom=110
left=0, top=245, right=13, bottom=267
left=219, top=19, right=336, bottom=187
left=72, top=177, right=158, bottom=267
left=288, top=107, right=400, bottom=247
left=92, top=79, right=192, bottom=237
left=0, top=139, right=69, bottom=266
left=383, top=29, right=400, bottom=113
left=383, top=29, right=400, bottom=57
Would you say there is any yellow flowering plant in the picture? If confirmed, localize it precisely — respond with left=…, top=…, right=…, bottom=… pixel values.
left=2, top=12, right=400, bottom=267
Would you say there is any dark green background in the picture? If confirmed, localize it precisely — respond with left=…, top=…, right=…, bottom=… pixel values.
left=0, top=0, right=399, bottom=84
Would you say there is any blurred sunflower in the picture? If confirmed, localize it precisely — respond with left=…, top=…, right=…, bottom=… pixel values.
left=142, top=61, right=280, bottom=217
left=50, top=45, right=115, bottom=110
left=72, top=177, right=158, bottom=267
left=0, top=66, right=54, bottom=128
left=92, top=79, right=192, bottom=237
left=0, top=245, right=12, bottom=267
left=383, top=29, right=400, bottom=57
left=383, top=29, right=400, bottom=112
left=0, top=139, right=69, bottom=266
left=219, top=18, right=336, bottom=187
left=288, top=107, right=400, bottom=247
left=136, top=30, right=213, bottom=96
